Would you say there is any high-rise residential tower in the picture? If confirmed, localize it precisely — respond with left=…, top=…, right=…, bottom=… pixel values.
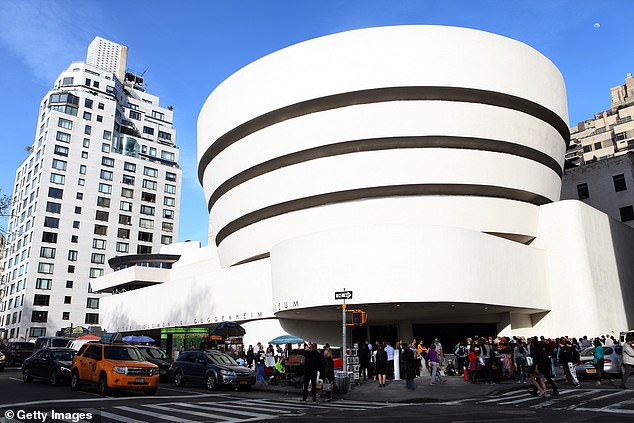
left=0, top=37, right=181, bottom=341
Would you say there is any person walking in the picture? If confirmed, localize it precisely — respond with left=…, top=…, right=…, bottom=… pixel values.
left=559, top=340, right=580, bottom=387
left=375, top=342, right=388, bottom=387
left=427, top=344, right=446, bottom=385
left=301, top=343, right=322, bottom=402
left=593, top=338, right=613, bottom=384
left=321, top=346, right=335, bottom=401
left=403, top=342, right=417, bottom=391
left=620, top=335, right=634, bottom=389
left=513, top=341, right=528, bottom=384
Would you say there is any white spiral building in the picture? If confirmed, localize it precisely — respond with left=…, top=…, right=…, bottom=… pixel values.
left=99, top=26, right=634, bottom=347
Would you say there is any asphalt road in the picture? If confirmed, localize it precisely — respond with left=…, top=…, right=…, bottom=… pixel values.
left=1, top=367, right=633, bottom=422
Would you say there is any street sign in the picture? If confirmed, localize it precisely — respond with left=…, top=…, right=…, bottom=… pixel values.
left=335, top=290, right=353, bottom=300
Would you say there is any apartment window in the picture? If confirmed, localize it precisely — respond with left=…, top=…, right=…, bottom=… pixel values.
left=94, top=81, right=100, bottom=88
left=137, top=245, right=152, bottom=254
left=613, top=174, right=627, bottom=192
left=577, top=183, right=589, bottom=200
left=33, top=294, right=50, bottom=306
left=39, top=247, right=55, bottom=259
left=38, top=262, right=54, bottom=274
left=165, top=184, right=176, bottom=194
left=31, top=311, right=48, bottom=323
left=144, top=167, right=158, bottom=177
left=62, top=312, right=70, bottom=320
left=594, top=142, right=602, bottom=150
left=78, top=178, right=85, bottom=186
left=94, top=225, right=107, bottom=236
left=103, top=130, right=111, bottom=140
left=58, top=117, right=73, bottom=129
left=54, top=145, right=69, bottom=156
left=68, top=265, right=75, bottom=273
left=41, top=232, right=58, bottom=243
left=44, top=217, right=59, bottom=228
left=124, top=162, right=136, bottom=172
left=164, top=197, right=175, bottom=207
left=117, top=228, right=130, bottom=239
left=91, top=253, right=105, bottom=264
left=149, top=147, right=157, bottom=156
left=166, top=172, right=176, bottom=182
left=68, top=250, right=78, bottom=261
left=116, top=242, right=129, bottom=253
left=50, top=173, right=65, bottom=185
left=87, top=298, right=99, bottom=309
left=120, top=201, right=132, bottom=211
left=129, top=110, right=141, bottom=120
left=142, top=179, right=156, bottom=190
left=100, top=170, right=113, bottom=181
left=46, top=202, right=61, bottom=214
left=118, top=214, right=132, bottom=226
left=139, top=218, right=154, bottom=229
left=85, top=98, right=93, bottom=109
left=83, top=111, right=92, bottom=121
left=56, top=131, right=71, bottom=142
left=138, top=231, right=153, bottom=242
left=81, top=151, right=88, bottom=159
left=80, top=165, right=87, bottom=175
left=95, top=210, right=109, bottom=221
left=83, top=138, right=90, bottom=148
left=98, top=102, right=104, bottom=110
left=158, top=131, right=171, bottom=141
left=29, top=327, right=46, bottom=337
left=161, top=235, right=173, bottom=245
left=163, top=209, right=174, bottom=219
left=140, top=205, right=155, bottom=216
left=73, top=220, right=80, bottom=229
left=96, top=196, right=111, bottom=208
left=143, top=126, right=154, bottom=135
left=85, top=313, right=99, bottom=324
left=141, top=192, right=156, bottom=203
left=48, top=187, right=63, bottom=199
left=619, top=205, right=634, bottom=222
left=101, top=157, right=114, bottom=167
left=66, top=280, right=74, bottom=288
left=93, top=239, right=106, bottom=250
left=152, top=111, right=165, bottom=120
left=101, top=143, right=110, bottom=153
left=64, top=296, right=71, bottom=304
left=75, top=206, right=81, bottom=214
left=52, top=159, right=67, bottom=171
left=162, top=222, right=173, bottom=232
left=98, top=183, right=112, bottom=194
left=36, top=278, right=52, bottom=290
left=89, top=268, right=104, bottom=278
left=84, top=125, right=91, bottom=135
left=161, top=151, right=175, bottom=161
left=121, top=187, right=134, bottom=198
left=97, top=115, right=103, bottom=122
left=71, top=235, right=78, bottom=243
left=62, top=77, right=74, bottom=85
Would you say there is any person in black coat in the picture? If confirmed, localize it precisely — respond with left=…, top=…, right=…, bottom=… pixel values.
left=321, top=346, right=335, bottom=400
left=301, top=343, right=322, bottom=401
left=403, top=345, right=417, bottom=391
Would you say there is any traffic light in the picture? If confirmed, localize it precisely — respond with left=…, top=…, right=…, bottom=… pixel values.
left=351, top=311, right=367, bottom=326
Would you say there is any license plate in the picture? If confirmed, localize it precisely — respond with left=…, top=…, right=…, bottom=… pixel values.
left=239, top=380, right=248, bottom=385
left=135, top=378, right=145, bottom=383
left=586, top=368, right=596, bottom=373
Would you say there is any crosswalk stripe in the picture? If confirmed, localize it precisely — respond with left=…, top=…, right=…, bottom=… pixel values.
left=99, top=410, right=148, bottom=423
left=176, top=402, right=274, bottom=419
left=530, top=389, right=598, bottom=409
left=197, top=401, right=293, bottom=414
left=115, top=405, right=193, bottom=422
left=481, top=392, right=531, bottom=403
left=238, top=399, right=309, bottom=410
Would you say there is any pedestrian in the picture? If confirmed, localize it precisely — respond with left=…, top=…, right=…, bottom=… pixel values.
left=620, top=335, right=634, bottom=389
left=467, top=345, right=478, bottom=384
left=479, top=337, right=494, bottom=384
left=359, top=341, right=370, bottom=381
left=593, top=338, right=613, bottom=384
left=301, top=343, right=322, bottom=402
left=384, top=341, right=395, bottom=380
left=433, top=338, right=445, bottom=367
left=454, top=341, right=467, bottom=376
left=513, top=341, right=528, bottom=383
left=375, top=342, right=388, bottom=387
left=427, top=343, right=446, bottom=385
left=321, top=346, right=335, bottom=400
left=528, top=338, right=547, bottom=397
left=403, top=342, right=417, bottom=390
left=246, top=345, right=254, bottom=369
left=559, top=340, right=580, bottom=387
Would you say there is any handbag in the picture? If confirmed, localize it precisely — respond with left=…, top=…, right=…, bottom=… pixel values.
left=525, top=356, right=533, bottom=366
left=323, top=379, right=333, bottom=392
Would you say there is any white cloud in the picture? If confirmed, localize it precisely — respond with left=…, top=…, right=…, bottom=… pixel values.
left=0, top=0, right=105, bottom=84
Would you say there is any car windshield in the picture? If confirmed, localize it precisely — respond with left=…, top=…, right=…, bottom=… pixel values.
left=580, top=346, right=616, bottom=356
left=51, top=350, right=76, bottom=361
left=141, top=348, right=168, bottom=359
left=206, top=352, right=238, bottom=366
left=104, top=346, right=145, bottom=361
left=51, top=339, right=71, bottom=348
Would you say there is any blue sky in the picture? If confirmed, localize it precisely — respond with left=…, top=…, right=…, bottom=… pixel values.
left=0, top=0, right=632, bottom=244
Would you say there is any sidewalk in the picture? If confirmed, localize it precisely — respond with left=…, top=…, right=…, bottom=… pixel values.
left=252, top=373, right=504, bottom=402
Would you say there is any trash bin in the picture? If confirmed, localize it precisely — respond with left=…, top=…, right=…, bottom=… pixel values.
left=334, top=370, right=349, bottom=394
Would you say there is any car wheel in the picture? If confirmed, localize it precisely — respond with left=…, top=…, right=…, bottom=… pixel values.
left=174, top=370, right=185, bottom=387
left=144, top=388, right=158, bottom=395
left=97, top=373, right=109, bottom=396
left=50, top=370, right=60, bottom=386
left=22, top=368, right=32, bottom=383
left=70, top=370, right=81, bottom=391
left=206, top=373, right=216, bottom=391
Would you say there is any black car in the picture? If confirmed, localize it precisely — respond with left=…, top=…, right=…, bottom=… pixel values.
left=137, top=346, right=172, bottom=380
left=5, top=342, right=35, bottom=366
left=0, top=350, right=6, bottom=372
left=171, top=350, right=255, bottom=391
left=22, top=348, right=76, bottom=386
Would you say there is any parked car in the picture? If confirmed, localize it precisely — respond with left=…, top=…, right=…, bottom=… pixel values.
left=0, top=351, right=5, bottom=372
left=70, top=342, right=159, bottom=396
left=575, top=345, right=623, bottom=377
left=22, top=348, right=76, bottom=386
left=137, top=346, right=172, bottom=380
left=5, top=342, right=35, bottom=366
left=171, top=350, right=255, bottom=391
left=34, top=336, right=74, bottom=351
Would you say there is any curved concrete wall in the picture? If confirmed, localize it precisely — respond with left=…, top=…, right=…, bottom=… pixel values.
left=198, top=25, right=569, bottom=266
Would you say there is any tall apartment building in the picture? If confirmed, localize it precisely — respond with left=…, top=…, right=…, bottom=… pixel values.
left=567, top=74, right=634, bottom=166
left=0, top=37, right=181, bottom=342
